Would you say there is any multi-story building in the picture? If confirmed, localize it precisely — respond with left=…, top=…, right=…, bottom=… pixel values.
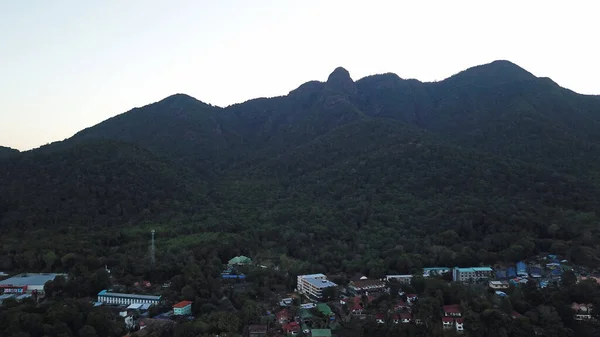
left=173, top=301, right=193, bottom=315
left=97, top=290, right=161, bottom=306
left=0, top=273, right=66, bottom=294
left=452, top=267, right=493, bottom=282
left=297, top=274, right=337, bottom=300
left=348, top=279, right=386, bottom=295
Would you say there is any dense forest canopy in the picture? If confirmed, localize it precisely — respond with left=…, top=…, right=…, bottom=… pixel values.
left=2, top=59, right=600, bottom=277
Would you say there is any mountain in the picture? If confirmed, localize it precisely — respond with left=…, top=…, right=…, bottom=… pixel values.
left=2, top=60, right=600, bottom=276
left=0, top=146, right=19, bottom=158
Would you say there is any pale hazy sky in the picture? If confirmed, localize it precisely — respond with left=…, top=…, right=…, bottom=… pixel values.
left=1, top=0, right=598, bottom=151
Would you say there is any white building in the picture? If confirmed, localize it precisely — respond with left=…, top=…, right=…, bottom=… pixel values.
left=452, top=267, right=493, bottom=282
left=97, top=290, right=161, bottom=306
left=297, top=274, right=337, bottom=300
left=0, top=273, right=65, bottom=294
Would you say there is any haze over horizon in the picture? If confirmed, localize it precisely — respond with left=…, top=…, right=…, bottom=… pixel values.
left=1, top=0, right=598, bottom=151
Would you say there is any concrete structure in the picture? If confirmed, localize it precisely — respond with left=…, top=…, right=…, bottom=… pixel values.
left=296, top=274, right=337, bottom=300
left=452, top=267, right=493, bottom=282
left=311, top=329, right=332, bottom=337
left=97, top=290, right=161, bottom=306
left=423, top=267, right=451, bottom=277
left=348, top=279, right=386, bottom=295
left=489, top=280, right=510, bottom=289
left=0, top=273, right=65, bottom=294
left=385, top=274, right=413, bottom=283
left=173, top=300, right=193, bottom=315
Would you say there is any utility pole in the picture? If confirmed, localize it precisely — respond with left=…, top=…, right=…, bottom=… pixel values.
left=150, top=230, right=156, bottom=268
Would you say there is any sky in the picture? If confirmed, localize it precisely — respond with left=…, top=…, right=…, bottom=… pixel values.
left=1, top=0, right=598, bottom=151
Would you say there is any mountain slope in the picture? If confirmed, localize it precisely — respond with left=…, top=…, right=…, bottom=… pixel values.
left=3, top=60, right=600, bottom=274
left=0, top=146, right=19, bottom=158
left=0, top=140, right=206, bottom=233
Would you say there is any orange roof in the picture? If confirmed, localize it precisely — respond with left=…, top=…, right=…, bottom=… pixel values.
left=173, top=301, right=193, bottom=308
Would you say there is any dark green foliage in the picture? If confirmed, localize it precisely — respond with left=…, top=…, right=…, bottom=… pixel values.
left=0, top=145, right=19, bottom=158
left=2, top=59, right=600, bottom=336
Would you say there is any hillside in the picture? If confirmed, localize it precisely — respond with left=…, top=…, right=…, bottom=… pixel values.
left=0, top=145, right=19, bottom=158
left=2, top=60, right=600, bottom=277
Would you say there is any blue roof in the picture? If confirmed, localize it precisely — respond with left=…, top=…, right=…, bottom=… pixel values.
left=507, top=268, right=517, bottom=277
left=516, top=262, right=526, bottom=269
left=495, top=271, right=507, bottom=278
left=304, top=277, right=337, bottom=289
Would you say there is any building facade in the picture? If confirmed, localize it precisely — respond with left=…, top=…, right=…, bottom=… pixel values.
left=173, top=301, right=193, bottom=315
left=452, top=267, right=493, bottom=282
left=97, top=290, right=161, bottom=306
left=297, top=274, right=337, bottom=300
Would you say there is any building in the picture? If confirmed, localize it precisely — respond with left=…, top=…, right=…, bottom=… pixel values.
left=455, top=318, right=465, bottom=332
left=173, top=301, right=193, bottom=315
left=348, top=279, right=386, bottom=295
left=248, top=324, right=267, bottom=337
left=375, top=313, right=385, bottom=324
left=97, top=290, right=161, bottom=306
left=276, top=308, right=290, bottom=324
left=489, top=281, right=510, bottom=289
left=282, top=321, right=300, bottom=335
left=311, top=329, right=332, bottom=337
left=0, top=273, right=65, bottom=294
left=516, top=262, right=527, bottom=277
left=572, top=303, right=593, bottom=321
left=296, top=274, right=337, bottom=300
left=316, top=303, right=335, bottom=320
left=0, top=293, right=16, bottom=305
left=423, top=267, right=451, bottom=277
left=385, top=275, right=413, bottom=284
left=443, top=304, right=462, bottom=317
left=228, top=256, right=252, bottom=266
left=452, top=267, right=493, bottom=282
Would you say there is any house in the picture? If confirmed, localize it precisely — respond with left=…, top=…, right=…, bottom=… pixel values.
left=423, top=267, right=451, bottom=277
left=511, top=311, right=523, bottom=320
left=507, top=267, right=517, bottom=278
left=280, top=298, right=294, bottom=306
left=442, top=317, right=454, bottom=329
left=277, top=309, right=290, bottom=324
left=516, top=262, right=527, bottom=277
left=455, top=318, right=464, bottom=332
left=572, top=302, right=593, bottom=321
left=443, top=304, right=462, bottom=317
left=394, top=300, right=410, bottom=311
left=392, top=314, right=400, bottom=324
left=316, top=303, right=335, bottom=320
left=344, top=296, right=373, bottom=315
left=375, top=313, right=385, bottom=324
left=299, top=308, right=313, bottom=324
left=452, top=267, right=493, bottom=282
left=495, top=270, right=507, bottom=280
left=248, top=324, right=267, bottom=337
left=282, top=321, right=300, bottom=335
left=489, top=281, right=510, bottom=289
left=348, top=279, right=386, bottom=295
left=173, top=301, right=192, bottom=315
left=385, top=275, right=413, bottom=284
left=297, top=274, right=337, bottom=300
left=406, top=294, right=418, bottom=304
left=229, top=256, right=252, bottom=266
left=311, top=329, right=332, bottom=337
left=528, top=266, right=542, bottom=278
left=400, top=312, right=412, bottom=323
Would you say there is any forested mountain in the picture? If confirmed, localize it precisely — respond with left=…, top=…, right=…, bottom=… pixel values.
left=0, top=145, right=19, bottom=158
left=2, top=60, right=600, bottom=276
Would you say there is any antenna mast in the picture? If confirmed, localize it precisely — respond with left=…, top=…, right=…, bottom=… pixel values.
left=150, top=230, right=156, bottom=268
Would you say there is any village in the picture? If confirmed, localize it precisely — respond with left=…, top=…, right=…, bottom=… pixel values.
left=0, top=253, right=598, bottom=336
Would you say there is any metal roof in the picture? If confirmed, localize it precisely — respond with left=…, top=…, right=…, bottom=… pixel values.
left=304, top=277, right=337, bottom=288
left=98, top=290, right=161, bottom=301
left=0, top=273, right=63, bottom=286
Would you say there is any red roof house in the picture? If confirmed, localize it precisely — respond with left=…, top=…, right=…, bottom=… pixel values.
left=400, top=312, right=412, bottom=323
left=443, top=304, right=462, bottom=317
left=375, top=313, right=386, bottom=324
left=276, top=309, right=290, bottom=324
left=282, top=321, right=300, bottom=334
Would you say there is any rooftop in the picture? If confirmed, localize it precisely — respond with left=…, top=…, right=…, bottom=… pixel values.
left=299, top=273, right=326, bottom=279
left=0, top=273, right=63, bottom=286
left=173, top=300, right=193, bottom=308
left=350, top=279, right=385, bottom=289
left=456, top=266, right=493, bottom=272
left=304, top=277, right=337, bottom=289
left=311, top=329, right=332, bottom=337
left=443, top=304, right=462, bottom=313
left=98, top=290, right=161, bottom=301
